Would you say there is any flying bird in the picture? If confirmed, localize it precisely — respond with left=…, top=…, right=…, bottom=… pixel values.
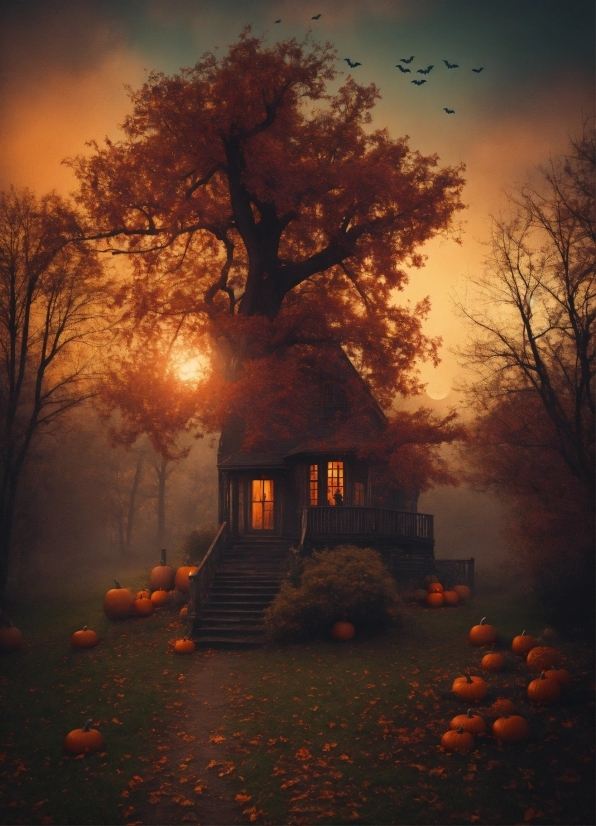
left=275, top=18, right=281, bottom=23
left=400, top=56, right=415, bottom=63
left=444, top=108, right=455, bottom=114
left=411, top=79, right=427, bottom=85
left=312, top=13, right=322, bottom=19
left=344, top=58, right=361, bottom=68
left=443, top=60, right=459, bottom=68
left=396, top=64, right=411, bottom=73
left=472, top=67, right=484, bottom=72
left=417, top=65, right=434, bottom=74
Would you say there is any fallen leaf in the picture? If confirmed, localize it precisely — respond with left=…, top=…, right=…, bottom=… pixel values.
left=295, top=747, right=312, bottom=760
left=235, top=793, right=252, bottom=805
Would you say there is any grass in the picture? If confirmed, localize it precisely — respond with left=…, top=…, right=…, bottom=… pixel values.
left=0, top=578, right=594, bottom=825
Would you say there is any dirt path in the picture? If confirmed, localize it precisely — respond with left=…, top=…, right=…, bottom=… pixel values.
left=133, top=648, right=252, bottom=826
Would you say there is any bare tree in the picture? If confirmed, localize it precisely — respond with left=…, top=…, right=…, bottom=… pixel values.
left=0, top=188, right=108, bottom=600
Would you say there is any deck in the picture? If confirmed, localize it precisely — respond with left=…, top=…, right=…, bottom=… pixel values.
left=300, top=506, right=434, bottom=552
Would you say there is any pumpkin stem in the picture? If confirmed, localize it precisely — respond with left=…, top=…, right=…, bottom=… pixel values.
left=466, top=674, right=473, bottom=684
left=539, top=671, right=547, bottom=679
left=521, top=630, right=526, bottom=635
left=466, top=709, right=474, bottom=717
left=480, top=617, right=487, bottom=625
left=160, top=548, right=166, bottom=566
left=82, top=719, right=94, bottom=732
left=83, top=626, right=88, bottom=632
left=114, top=579, right=121, bottom=588
left=456, top=726, right=466, bottom=734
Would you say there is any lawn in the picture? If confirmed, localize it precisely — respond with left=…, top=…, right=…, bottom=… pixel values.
left=0, top=577, right=594, bottom=826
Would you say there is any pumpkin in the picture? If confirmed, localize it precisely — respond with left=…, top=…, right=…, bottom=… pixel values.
left=63, top=719, right=105, bottom=754
left=71, top=626, right=98, bottom=649
left=174, top=637, right=195, bottom=655
left=544, top=668, right=572, bottom=687
left=450, top=709, right=486, bottom=735
left=413, top=589, right=428, bottom=603
left=133, top=596, right=154, bottom=616
left=149, top=548, right=175, bottom=591
left=0, top=621, right=23, bottom=652
left=481, top=652, right=505, bottom=672
left=468, top=617, right=497, bottom=646
left=179, top=605, right=188, bottom=620
left=425, top=592, right=445, bottom=607
left=453, top=584, right=472, bottom=603
left=174, top=565, right=199, bottom=594
left=527, top=671, right=561, bottom=703
left=331, top=621, right=355, bottom=641
left=441, top=726, right=474, bottom=752
left=103, top=580, right=134, bottom=620
left=427, top=582, right=443, bottom=594
left=492, top=714, right=530, bottom=744
left=526, top=645, right=562, bottom=671
left=150, top=589, right=168, bottom=607
left=442, top=590, right=460, bottom=606
left=511, top=630, right=538, bottom=655
left=452, top=674, right=488, bottom=702
left=492, top=698, right=515, bottom=716
left=136, top=589, right=151, bottom=600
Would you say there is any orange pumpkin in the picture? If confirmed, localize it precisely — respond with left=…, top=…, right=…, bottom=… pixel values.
left=149, top=552, right=175, bottom=591
left=133, top=596, right=154, bottom=616
left=0, top=622, right=23, bottom=652
left=453, top=584, right=472, bottom=603
left=331, top=621, right=355, bottom=640
left=492, top=715, right=530, bottom=743
left=425, top=592, right=445, bottom=607
left=452, top=674, right=488, bottom=702
left=527, top=671, right=561, bottom=703
left=468, top=617, right=497, bottom=646
left=174, top=637, right=195, bottom=655
left=511, top=630, right=537, bottom=655
left=63, top=719, right=105, bottom=754
left=481, top=652, right=505, bottom=672
left=442, top=590, right=460, bottom=606
left=427, top=582, right=443, bottom=594
left=526, top=645, right=562, bottom=671
left=441, top=726, right=474, bottom=752
left=174, top=565, right=199, bottom=594
left=71, top=626, right=99, bottom=649
left=103, top=580, right=134, bottom=620
left=492, top=698, right=515, bottom=716
left=150, top=589, right=169, bottom=607
left=544, top=668, right=572, bottom=687
left=136, top=589, right=151, bottom=600
left=450, top=709, right=486, bottom=735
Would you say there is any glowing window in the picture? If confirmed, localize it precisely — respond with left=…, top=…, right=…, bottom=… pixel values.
left=327, top=461, right=344, bottom=505
left=309, top=464, right=319, bottom=506
left=251, top=479, right=274, bottom=530
left=354, top=481, right=365, bottom=506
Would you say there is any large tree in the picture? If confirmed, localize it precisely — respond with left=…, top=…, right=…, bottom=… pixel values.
left=0, top=188, right=108, bottom=600
left=458, top=122, right=595, bottom=630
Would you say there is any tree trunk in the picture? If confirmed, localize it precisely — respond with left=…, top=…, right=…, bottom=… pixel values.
left=124, top=452, right=144, bottom=554
left=0, top=470, right=19, bottom=607
left=156, top=455, right=168, bottom=550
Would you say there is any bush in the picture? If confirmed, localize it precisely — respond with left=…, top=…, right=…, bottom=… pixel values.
left=176, top=528, right=217, bottom=566
left=264, top=545, right=402, bottom=642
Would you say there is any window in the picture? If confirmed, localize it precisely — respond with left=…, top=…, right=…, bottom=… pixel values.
left=251, top=479, right=274, bottom=530
left=354, top=481, right=365, bottom=506
left=309, top=464, right=319, bottom=506
left=327, top=461, right=344, bottom=505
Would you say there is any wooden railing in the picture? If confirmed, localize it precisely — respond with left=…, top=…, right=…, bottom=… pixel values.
left=187, top=522, right=227, bottom=628
left=304, top=506, right=434, bottom=542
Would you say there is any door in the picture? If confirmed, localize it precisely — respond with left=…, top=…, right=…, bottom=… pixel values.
left=251, top=479, right=275, bottom=530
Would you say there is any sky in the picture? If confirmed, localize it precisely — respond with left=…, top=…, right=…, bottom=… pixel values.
left=0, top=0, right=594, bottom=401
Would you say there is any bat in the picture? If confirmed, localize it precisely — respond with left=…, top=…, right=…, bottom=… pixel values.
left=472, top=67, right=484, bottom=72
left=400, top=56, right=415, bottom=63
left=411, top=79, right=427, bottom=85
left=417, top=65, right=434, bottom=74
left=443, top=60, right=459, bottom=69
left=396, top=64, right=411, bottom=73
left=344, top=58, right=362, bottom=68
left=444, top=108, right=455, bottom=114
left=311, top=13, right=322, bottom=19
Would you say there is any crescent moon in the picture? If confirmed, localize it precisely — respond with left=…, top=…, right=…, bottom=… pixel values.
left=425, top=385, right=451, bottom=401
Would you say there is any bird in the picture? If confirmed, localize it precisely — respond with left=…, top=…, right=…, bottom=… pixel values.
left=411, top=79, right=427, bottom=85
left=311, top=13, right=322, bottom=19
left=400, top=56, right=415, bottom=63
left=443, top=60, right=459, bottom=69
left=472, top=67, right=484, bottom=73
left=275, top=18, right=281, bottom=23
left=417, top=65, right=434, bottom=74
left=396, top=64, right=411, bottom=73
left=444, top=108, right=455, bottom=114
left=344, top=58, right=361, bottom=68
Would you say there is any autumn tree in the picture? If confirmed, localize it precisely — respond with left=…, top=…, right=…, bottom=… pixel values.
left=0, top=188, right=108, bottom=601
left=458, top=122, right=595, bottom=630
left=72, top=30, right=465, bottom=485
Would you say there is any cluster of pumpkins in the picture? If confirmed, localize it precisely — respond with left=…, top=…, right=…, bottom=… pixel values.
left=439, top=618, right=570, bottom=752
left=102, top=558, right=198, bottom=621
left=409, top=576, right=472, bottom=608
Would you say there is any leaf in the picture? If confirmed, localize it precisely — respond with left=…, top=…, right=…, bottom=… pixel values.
left=235, top=794, right=252, bottom=805
left=295, top=747, right=312, bottom=760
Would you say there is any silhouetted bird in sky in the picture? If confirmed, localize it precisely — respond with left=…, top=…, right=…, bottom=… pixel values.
left=344, top=58, right=361, bottom=68
left=443, top=60, right=459, bottom=68
left=411, top=79, right=427, bottom=85
left=444, top=108, right=455, bottom=114
left=396, top=64, right=411, bottom=73
left=400, top=56, right=415, bottom=63
left=312, top=13, right=322, bottom=19
left=275, top=19, right=281, bottom=23
left=472, top=67, right=484, bottom=72
left=417, top=65, right=434, bottom=74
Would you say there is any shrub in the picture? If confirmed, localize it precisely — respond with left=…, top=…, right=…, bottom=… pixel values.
left=177, top=528, right=216, bottom=565
left=264, top=545, right=402, bottom=642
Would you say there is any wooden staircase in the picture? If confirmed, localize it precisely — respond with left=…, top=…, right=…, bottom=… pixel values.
left=191, top=537, right=290, bottom=647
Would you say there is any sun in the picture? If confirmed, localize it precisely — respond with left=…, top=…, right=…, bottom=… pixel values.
left=425, top=382, right=451, bottom=401
left=173, top=352, right=210, bottom=382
